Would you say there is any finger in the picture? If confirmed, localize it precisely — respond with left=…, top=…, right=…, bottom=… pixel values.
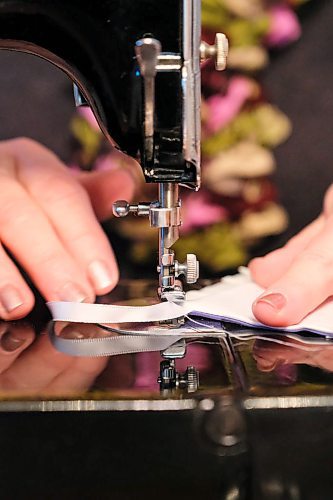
left=0, top=323, right=35, bottom=371
left=253, top=339, right=333, bottom=373
left=0, top=165, right=94, bottom=303
left=44, top=357, right=108, bottom=396
left=249, top=216, right=324, bottom=288
left=252, top=215, right=333, bottom=326
left=19, top=160, right=124, bottom=295
left=0, top=333, right=72, bottom=395
left=0, top=242, right=35, bottom=320
left=78, top=159, right=137, bottom=222
left=252, top=339, right=299, bottom=371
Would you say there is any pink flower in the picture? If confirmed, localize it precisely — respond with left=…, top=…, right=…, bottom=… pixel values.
left=181, top=191, right=227, bottom=233
left=265, top=5, right=301, bottom=47
left=205, top=76, right=253, bottom=133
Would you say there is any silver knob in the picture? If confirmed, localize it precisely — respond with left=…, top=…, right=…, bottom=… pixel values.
left=185, top=254, right=200, bottom=284
left=184, top=366, right=199, bottom=393
left=175, top=254, right=199, bottom=284
left=200, top=33, right=228, bottom=71
left=112, top=200, right=130, bottom=217
left=112, top=200, right=151, bottom=218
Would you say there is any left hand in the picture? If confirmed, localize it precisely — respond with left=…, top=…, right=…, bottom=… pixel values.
left=0, top=138, right=136, bottom=320
left=0, top=322, right=107, bottom=396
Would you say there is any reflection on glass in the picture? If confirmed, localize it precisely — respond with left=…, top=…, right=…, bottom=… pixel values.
left=253, top=335, right=333, bottom=385
left=0, top=320, right=229, bottom=400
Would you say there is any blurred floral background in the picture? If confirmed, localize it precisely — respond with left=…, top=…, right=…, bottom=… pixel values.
left=69, top=0, right=313, bottom=278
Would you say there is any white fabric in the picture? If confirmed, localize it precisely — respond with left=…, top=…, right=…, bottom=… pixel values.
left=48, top=328, right=184, bottom=357
left=48, top=267, right=333, bottom=336
left=48, top=300, right=185, bottom=324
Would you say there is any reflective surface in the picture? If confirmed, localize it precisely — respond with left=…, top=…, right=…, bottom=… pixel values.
left=2, top=280, right=333, bottom=407
left=2, top=281, right=333, bottom=498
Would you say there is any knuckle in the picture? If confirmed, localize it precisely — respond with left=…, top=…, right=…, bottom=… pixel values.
left=69, top=227, right=94, bottom=246
left=40, top=176, right=88, bottom=206
left=33, top=250, right=64, bottom=270
left=0, top=196, right=38, bottom=233
left=7, top=137, right=42, bottom=155
left=298, top=249, right=333, bottom=271
left=13, top=137, right=36, bottom=148
left=8, top=137, right=60, bottom=166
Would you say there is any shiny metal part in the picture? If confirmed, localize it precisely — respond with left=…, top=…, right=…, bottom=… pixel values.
left=158, top=358, right=200, bottom=393
left=73, top=83, right=88, bottom=107
left=113, top=183, right=183, bottom=293
left=112, top=200, right=151, bottom=217
left=158, top=183, right=185, bottom=293
left=162, top=338, right=186, bottom=359
left=158, top=183, right=180, bottom=249
left=159, top=286, right=186, bottom=304
left=135, top=37, right=161, bottom=161
left=113, top=199, right=181, bottom=228
left=113, top=184, right=199, bottom=296
left=115, top=3, right=209, bottom=295
left=150, top=206, right=181, bottom=228
left=156, top=54, right=182, bottom=71
left=182, top=0, right=201, bottom=188
left=200, top=33, right=229, bottom=71
left=175, top=253, right=199, bottom=284
left=135, top=1, right=202, bottom=188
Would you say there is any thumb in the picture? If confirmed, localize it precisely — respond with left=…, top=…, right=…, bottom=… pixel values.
left=77, top=166, right=137, bottom=221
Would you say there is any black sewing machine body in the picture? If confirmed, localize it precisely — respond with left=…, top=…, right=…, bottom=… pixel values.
left=0, top=0, right=199, bottom=185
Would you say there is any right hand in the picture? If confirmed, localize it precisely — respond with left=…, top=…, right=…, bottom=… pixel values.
left=250, top=183, right=333, bottom=327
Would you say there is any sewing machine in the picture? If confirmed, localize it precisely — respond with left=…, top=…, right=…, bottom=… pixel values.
left=0, top=0, right=228, bottom=391
left=0, top=0, right=227, bottom=302
left=1, top=3, right=333, bottom=498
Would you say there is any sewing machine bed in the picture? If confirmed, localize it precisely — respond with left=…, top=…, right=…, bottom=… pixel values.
left=0, top=280, right=333, bottom=500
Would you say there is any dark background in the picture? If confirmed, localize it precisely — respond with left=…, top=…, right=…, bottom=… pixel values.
left=260, top=0, right=333, bottom=245
left=0, top=0, right=332, bottom=253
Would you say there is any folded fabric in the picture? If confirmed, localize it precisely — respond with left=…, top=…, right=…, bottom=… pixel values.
left=48, top=267, right=333, bottom=336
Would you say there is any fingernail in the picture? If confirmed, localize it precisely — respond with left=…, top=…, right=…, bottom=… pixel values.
left=0, top=331, right=26, bottom=352
left=255, top=293, right=286, bottom=311
left=56, top=283, right=91, bottom=303
left=0, top=285, right=24, bottom=313
left=88, top=260, right=114, bottom=291
left=60, top=328, right=85, bottom=340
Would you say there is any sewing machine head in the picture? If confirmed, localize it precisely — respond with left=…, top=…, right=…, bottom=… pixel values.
left=0, top=0, right=227, bottom=298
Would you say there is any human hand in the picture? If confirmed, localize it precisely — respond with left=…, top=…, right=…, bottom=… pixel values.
left=250, top=184, right=333, bottom=326
left=0, top=322, right=107, bottom=396
left=253, top=337, right=333, bottom=375
left=0, top=138, right=135, bottom=320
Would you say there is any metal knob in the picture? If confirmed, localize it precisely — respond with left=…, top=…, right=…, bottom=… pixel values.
left=183, top=366, right=200, bottom=393
left=158, top=360, right=200, bottom=393
left=112, top=200, right=151, bottom=218
left=200, top=33, right=228, bottom=71
left=175, top=254, right=199, bottom=284
left=185, top=254, right=200, bottom=284
left=112, top=200, right=130, bottom=217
